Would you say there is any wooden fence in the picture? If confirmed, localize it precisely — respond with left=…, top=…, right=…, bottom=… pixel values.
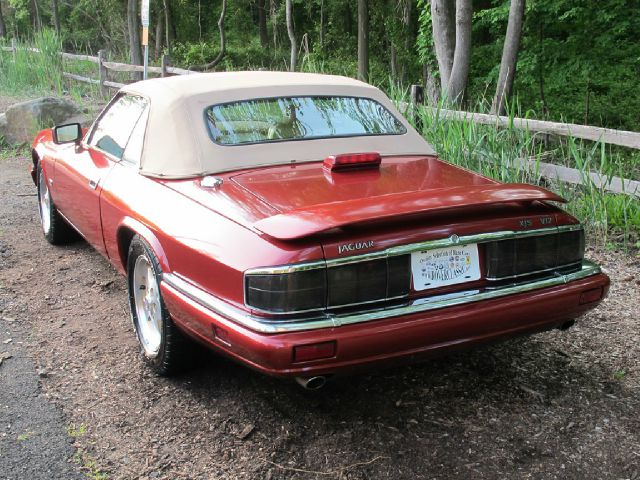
left=1, top=41, right=638, bottom=198
left=404, top=87, right=639, bottom=198
left=1, top=38, right=195, bottom=97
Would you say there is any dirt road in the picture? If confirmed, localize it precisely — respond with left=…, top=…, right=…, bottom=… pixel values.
left=0, top=152, right=639, bottom=480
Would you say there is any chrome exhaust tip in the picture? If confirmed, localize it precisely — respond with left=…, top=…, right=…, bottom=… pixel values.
left=295, top=376, right=327, bottom=390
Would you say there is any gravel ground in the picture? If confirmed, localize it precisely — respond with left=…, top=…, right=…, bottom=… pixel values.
left=0, top=316, right=84, bottom=480
left=0, top=150, right=639, bottom=480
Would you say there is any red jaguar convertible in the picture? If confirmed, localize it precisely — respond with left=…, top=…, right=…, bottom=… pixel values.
left=31, top=72, right=609, bottom=389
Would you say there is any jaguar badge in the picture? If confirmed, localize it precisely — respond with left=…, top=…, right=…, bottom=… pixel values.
left=338, top=240, right=374, bottom=255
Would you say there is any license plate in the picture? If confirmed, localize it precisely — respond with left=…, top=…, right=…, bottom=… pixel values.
left=411, top=244, right=481, bottom=291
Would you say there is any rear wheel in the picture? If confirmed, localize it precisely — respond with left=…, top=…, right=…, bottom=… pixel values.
left=37, top=163, right=74, bottom=244
left=127, top=235, right=190, bottom=375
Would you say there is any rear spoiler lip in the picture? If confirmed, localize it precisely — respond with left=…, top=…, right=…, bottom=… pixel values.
left=253, top=183, right=566, bottom=241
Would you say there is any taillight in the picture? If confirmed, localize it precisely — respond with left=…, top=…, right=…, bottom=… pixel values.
left=323, top=152, right=381, bottom=171
left=485, top=229, right=584, bottom=280
left=327, top=258, right=388, bottom=307
left=245, top=255, right=411, bottom=313
left=245, top=269, right=326, bottom=313
left=387, top=255, right=412, bottom=297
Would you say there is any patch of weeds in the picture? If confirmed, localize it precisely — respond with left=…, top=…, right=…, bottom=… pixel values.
left=17, top=431, right=34, bottom=441
left=613, top=369, right=626, bottom=380
left=73, top=452, right=109, bottom=480
left=67, top=422, right=87, bottom=438
left=0, top=142, right=26, bottom=160
left=605, top=242, right=618, bottom=251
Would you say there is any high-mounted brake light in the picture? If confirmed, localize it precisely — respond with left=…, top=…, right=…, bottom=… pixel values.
left=323, top=152, right=382, bottom=171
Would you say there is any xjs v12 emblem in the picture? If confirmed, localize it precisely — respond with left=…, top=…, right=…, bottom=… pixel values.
left=338, top=240, right=374, bottom=255
left=519, top=219, right=533, bottom=228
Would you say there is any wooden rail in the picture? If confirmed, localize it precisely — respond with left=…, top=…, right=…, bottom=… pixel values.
left=62, top=72, right=100, bottom=85
left=1, top=42, right=192, bottom=94
left=432, top=108, right=640, bottom=150
left=403, top=90, right=639, bottom=198
left=426, top=107, right=640, bottom=197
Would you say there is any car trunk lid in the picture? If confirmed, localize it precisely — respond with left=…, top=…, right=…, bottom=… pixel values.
left=229, top=156, right=565, bottom=240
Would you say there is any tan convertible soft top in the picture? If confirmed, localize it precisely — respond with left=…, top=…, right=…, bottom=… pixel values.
left=122, top=71, right=436, bottom=178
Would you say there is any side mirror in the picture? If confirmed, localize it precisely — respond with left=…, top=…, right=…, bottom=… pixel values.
left=53, top=123, right=82, bottom=145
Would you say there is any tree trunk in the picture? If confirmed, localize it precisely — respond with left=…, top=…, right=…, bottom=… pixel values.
left=319, top=0, right=325, bottom=49
left=154, top=7, right=163, bottom=59
left=357, top=0, right=369, bottom=82
left=270, top=0, right=278, bottom=49
left=286, top=0, right=297, bottom=71
left=491, top=0, right=525, bottom=114
left=190, top=0, right=227, bottom=71
left=390, top=44, right=398, bottom=80
left=51, top=0, right=60, bottom=36
left=0, top=3, right=6, bottom=39
left=127, top=0, right=143, bottom=76
left=447, top=0, right=473, bottom=103
left=163, top=0, right=173, bottom=55
left=30, top=0, right=42, bottom=31
left=257, top=0, right=268, bottom=49
left=345, top=3, right=353, bottom=36
left=400, top=0, right=413, bottom=84
left=423, top=63, right=440, bottom=105
left=537, top=21, right=547, bottom=116
left=431, top=0, right=455, bottom=89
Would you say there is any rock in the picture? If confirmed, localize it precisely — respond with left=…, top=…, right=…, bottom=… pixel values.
left=3, top=97, right=86, bottom=145
left=0, top=113, right=7, bottom=143
left=237, top=423, right=255, bottom=440
left=0, top=352, right=13, bottom=367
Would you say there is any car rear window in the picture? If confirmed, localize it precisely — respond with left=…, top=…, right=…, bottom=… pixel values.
left=205, top=96, right=406, bottom=146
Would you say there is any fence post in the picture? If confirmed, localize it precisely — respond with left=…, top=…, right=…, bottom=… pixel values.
left=98, top=50, right=107, bottom=97
left=161, top=54, right=169, bottom=77
left=410, top=84, right=424, bottom=107
left=410, top=84, right=424, bottom=131
left=11, top=38, right=17, bottom=63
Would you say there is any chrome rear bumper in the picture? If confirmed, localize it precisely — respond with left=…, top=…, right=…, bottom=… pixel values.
left=162, top=260, right=603, bottom=334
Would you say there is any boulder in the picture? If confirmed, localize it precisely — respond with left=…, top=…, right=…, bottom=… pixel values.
left=3, top=97, right=86, bottom=145
left=0, top=113, right=7, bottom=144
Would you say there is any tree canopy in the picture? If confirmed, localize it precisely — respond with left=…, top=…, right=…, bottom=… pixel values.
left=1, top=0, right=638, bottom=130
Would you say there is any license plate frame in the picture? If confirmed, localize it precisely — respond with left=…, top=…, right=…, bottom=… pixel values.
left=411, top=243, right=481, bottom=291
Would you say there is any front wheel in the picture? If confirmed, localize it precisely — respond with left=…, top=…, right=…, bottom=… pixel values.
left=37, top=163, right=74, bottom=244
left=127, top=235, right=190, bottom=376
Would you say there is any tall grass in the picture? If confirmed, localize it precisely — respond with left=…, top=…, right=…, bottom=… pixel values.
left=0, top=30, right=63, bottom=95
left=407, top=99, right=640, bottom=250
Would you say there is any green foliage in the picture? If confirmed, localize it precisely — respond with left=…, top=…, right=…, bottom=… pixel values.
left=411, top=99, right=640, bottom=248
left=469, top=0, right=640, bottom=131
left=416, top=0, right=437, bottom=71
left=67, top=423, right=87, bottom=438
left=73, top=451, right=108, bottom=480
left=0, top=30, right=63, bottom=95
left=16, top=431, right=33, bottom=442
left=613, top=369, right=626, bottom=380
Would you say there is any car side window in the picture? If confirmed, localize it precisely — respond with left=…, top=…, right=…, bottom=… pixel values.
left=122, top=106, right=149, bottom=167
left=89, top=94, right=148, bottom=159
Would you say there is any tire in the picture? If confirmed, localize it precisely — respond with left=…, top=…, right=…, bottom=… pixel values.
left=37, top=162, right=75, bottom=245
left=127, top=235, right=190, bottom=376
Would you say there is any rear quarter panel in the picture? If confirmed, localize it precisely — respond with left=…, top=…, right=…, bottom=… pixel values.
left=99, top=163, right=324, bottom=309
